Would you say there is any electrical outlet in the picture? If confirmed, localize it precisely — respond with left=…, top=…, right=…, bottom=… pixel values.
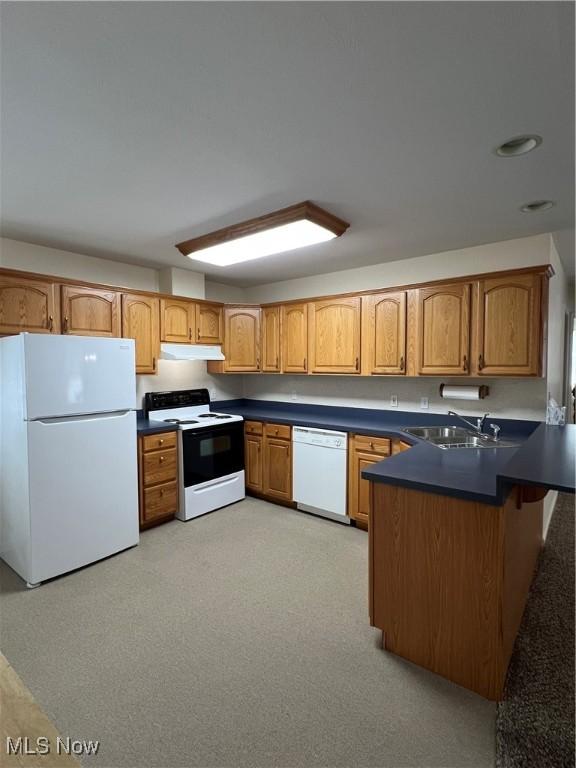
left=210, top=388, right=217, bottom=400
left=291, top=391, right=298, bottom=401
left=420, top=397, right=429, bottom=409
left=390, top=395, right=398, bottom=408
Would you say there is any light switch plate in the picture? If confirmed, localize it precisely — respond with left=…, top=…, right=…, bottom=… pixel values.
left=390, top=395, right=398, bottom=407
left=420, top=397, right=429, bottom=409
left=291, top=391, right=298, bottom=401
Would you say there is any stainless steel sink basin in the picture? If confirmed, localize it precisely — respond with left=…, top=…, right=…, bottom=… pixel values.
left=403, top=426, right=470, bottom=440
left=403, top=426, right=519, bottom=450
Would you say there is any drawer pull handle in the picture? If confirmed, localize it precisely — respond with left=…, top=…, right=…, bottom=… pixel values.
left=462, top=355, right=468, bottom=372
left=197, top=327, right=201, bottom=341
left=355, top=357, right=359, bottom=371
left=478, top=354, right=484, bottom=371
left=47, top=315, right=54, bottom=331
left=63, top=316, right=69, bottom=333
left=189, top=327, right=192, bottom=340
left=303, top=358, right=306, bottom=369
left=399, top=355, right=405, bottom=371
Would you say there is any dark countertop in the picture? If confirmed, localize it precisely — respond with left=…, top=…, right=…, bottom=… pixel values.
left=499, top=423, right=576, bottom=494
left=213, top=398, right=574, bottom=506
left=137, top=416, right=180, bottom=436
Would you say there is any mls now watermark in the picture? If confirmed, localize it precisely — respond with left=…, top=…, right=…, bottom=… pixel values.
left=6, top=736, right=100, bottom=756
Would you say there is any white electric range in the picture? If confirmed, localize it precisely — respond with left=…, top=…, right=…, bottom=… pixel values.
left=144, top=389, right=245, bottom=520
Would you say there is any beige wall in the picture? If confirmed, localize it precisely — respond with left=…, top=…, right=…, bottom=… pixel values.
left=205, top=280, right=248, bottom=303
left=136, top=361, right=243, bottom=410
left=0, top=238, right=159, bottom=292
left=243, top=233, right=552, bottom=303
left=546, top=237, right=572, bottom=406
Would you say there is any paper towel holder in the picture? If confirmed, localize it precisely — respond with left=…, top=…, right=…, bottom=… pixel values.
left=439, top=384, right=490, bottom=399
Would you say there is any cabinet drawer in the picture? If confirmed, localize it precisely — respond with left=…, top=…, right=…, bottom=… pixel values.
left=351, top=434, right=391, bottom=455
left=143, top=481, right=178, bottom=522
left=264, top=423, right=291, bottom=440
left=245, top=421, right=263, bottom=436
left=142, top=448, right=178, bottom=486
left=142, top=431, right=177, bottom=453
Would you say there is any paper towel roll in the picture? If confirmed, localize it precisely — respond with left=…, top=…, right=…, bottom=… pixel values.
left=439, top=385, right=489, bottom=400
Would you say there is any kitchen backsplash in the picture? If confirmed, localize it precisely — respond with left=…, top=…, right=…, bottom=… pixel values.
left=241, top=375, right=548, bottom=421
left=136, top=360, right=243, bottom=409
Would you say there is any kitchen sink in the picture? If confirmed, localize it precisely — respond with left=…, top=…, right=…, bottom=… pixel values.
left=403, top=426, right=519, bottom=449
left=403, top=426, right=471, bottom=440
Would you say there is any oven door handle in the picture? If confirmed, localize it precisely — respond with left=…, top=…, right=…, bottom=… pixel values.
left=192, top=475, right=241, bottom=493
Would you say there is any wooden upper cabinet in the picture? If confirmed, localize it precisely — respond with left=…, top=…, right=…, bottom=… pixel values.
left=61, top=285, right=120, bottom=337
left=224, top=307, right=261, bottom=372
left=121, top=293, right=160, bottom=374
left=0, top=275, right=58, bottom=334
left=308, top=297, right=361, bottom=374
left=262, top=306, right=281, bottom=372
left=416, top=283, right=471, bottom=375
left=476, top=274, right=542, bottom=376
left=196, top=303, right=223, bottom=344
left=361, top=292, right=407, bottom=375
left=160, top=298, right=196, bottom=343
left=281, top=303, right=308, bottom=373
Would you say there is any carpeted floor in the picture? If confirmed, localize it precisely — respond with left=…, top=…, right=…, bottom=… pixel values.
left=496, top=493, right=575, bottom=768
left=0, top=498, right=495, bottom=767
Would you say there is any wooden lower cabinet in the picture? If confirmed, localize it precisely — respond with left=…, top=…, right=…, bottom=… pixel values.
left=348, top=435, right=410, bottom=528
left=244, top=421, right=292, bottom=502
left=138, top=431, right=179, bottom=528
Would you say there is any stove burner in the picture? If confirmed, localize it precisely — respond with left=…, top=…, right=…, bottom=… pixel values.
left=215, top=415, right=232, bottom=419
left=163, top=418, right=180, bottom=423
left=198, top=413, right=232, bottom=419
left=163, top=418, right=199, bottom=425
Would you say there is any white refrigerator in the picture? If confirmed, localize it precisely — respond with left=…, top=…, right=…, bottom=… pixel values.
left=0, top=333, right=139, bottom=587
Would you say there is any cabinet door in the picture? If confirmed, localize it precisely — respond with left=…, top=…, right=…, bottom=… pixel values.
left=348, top=447, right=382, bottom=529
left=224, top=307, right=261, bottom=372
left=61, top=285, right=120, bottom=337
left=245, top=434, right=263, bottom=492
left=263, top=436, right=292, bottom=501
left=476, top=274, right=542, bottom=376
left=309, top=297, right=361, bottom=374
left=0, top=275, right=58, bottom=334
left=361, top=292, right=407, bottom=374
left=262, top=306, right=281, bottom=372
left=121, top=293, right=160, bottom=374
left=416, top=283, right=471, bottom=375
left=160, top=298, right=195, bottom=343
left=196, top=303, right=223, bottom=344
left=281, top=303, right=308, bottom=373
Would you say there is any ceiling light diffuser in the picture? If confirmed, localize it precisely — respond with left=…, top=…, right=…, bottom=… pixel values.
left=495, top=134, right=542, bottom=157
left=175, top=201, right=349, bottom=267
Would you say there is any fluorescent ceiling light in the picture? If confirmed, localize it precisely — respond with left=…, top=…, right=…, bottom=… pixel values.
left=175, top=201, right=349, bottom=267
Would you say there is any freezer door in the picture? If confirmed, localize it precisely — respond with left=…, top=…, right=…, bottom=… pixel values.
left=22, top=334, right=136, bottom=419
left=27, top=410, right=139, bottom=583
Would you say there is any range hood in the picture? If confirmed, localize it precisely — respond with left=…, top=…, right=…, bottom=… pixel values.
left=160, top=343, right=225, bottom=361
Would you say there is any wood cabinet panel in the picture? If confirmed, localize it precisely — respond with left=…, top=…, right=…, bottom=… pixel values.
left=142, top=431, right=178, bottom=453
left=348, top=434, right=391, bottom=529
left=392, top=440, right=412, bottom=455
left=281, top=303, right=308, bottom=373
left=476, top=274, right=542, bottom=376
left=142, top=447, right=177, bottom=486
left=121, top=293, right=160, bottom=374
left=262, top=306, right=281, bottom=372
left=0, top=275, right=58, bottom=334
left=416, top=283, right=471, bottom=375
left=361, top=292, right=407, bottom=374
left=245, top=433, right=263, bottom=492
left=308, top=297, right=361, bottom=374
left=61, top=285, right=120, bottom=337
left=138, top=431, right=179, bottom=529
left=245, top=421, right=263, bottom=436
left=263, top=423, right=291, bottom=440
left=160, top=298, right=195, bottom=343
left=263, top=436, right=292, bottom=501
left=143, top=482, right=179, bottom=524
left=196, top=303, right=223, bottom=344
left=224, top=307, right=261, bottom=371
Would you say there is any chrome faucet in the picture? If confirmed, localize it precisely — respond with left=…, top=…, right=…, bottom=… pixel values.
left=448, top=410, right=490, bottom=436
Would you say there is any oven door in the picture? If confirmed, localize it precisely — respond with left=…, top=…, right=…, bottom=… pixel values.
left=181, top=421, right=244, bottom=487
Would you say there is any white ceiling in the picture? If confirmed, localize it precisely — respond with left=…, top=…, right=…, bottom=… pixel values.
left=1, top=2, right=574, bottom=286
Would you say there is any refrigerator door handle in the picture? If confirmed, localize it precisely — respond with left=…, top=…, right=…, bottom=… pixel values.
left=32, top=410, right=133, bottom=425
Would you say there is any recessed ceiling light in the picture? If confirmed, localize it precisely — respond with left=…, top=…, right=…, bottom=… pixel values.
left=519, top=200, right=555, bottom=213
left=175, top=201, right=349, bottom=267
left=495, top=135, right=543, bottom=157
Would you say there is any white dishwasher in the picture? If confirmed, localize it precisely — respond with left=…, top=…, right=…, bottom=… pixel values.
left=292, top=426, right=349, bottom=523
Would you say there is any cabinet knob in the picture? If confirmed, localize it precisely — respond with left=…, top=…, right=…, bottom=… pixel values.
left=189, top=328, right=192, bottom=340
left=63, top=316, right=69, bottom=333
left=159, top=456, right=165, bottom=462
left=160, top=488, right=165, bottom=496
left=399, top=355, right=405, bottom=371
left=355, top=357, right=359, bottom=371
left=197, top=327, right=201, bottom=341
left=478, top=354, right=485, bottom=371
left=159, top=439, right=164, bottom=445
left=370, top=442, right=374, bottom=449
left=462, top=355, right=468, bottom=372
left=47, top=315, right=54, bottom=332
